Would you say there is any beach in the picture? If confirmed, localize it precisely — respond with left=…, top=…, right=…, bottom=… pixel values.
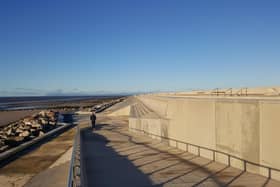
left=0, top=110, right=39, bottom=127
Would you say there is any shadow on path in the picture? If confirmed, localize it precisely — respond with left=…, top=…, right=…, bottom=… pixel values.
left=80, top=126, right=153, bottom=187
left=95, top=123, right=226, bottom=186
left=80, top=119, right=279, bottom=187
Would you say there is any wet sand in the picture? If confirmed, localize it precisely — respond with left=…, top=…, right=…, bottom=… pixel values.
left=1, top=96, right=123, bottom=111
left=0, top=110, right=39, bottom=127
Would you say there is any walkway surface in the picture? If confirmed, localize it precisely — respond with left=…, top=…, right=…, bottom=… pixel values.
left=0, top=126, right=75, bottom=187
left=81, top=114, right=280, bottom=187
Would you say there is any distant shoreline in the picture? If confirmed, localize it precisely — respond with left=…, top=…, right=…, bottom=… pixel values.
left=0, top=96, right=125, bottom=127
left=0, top=95, right=125, bottom=111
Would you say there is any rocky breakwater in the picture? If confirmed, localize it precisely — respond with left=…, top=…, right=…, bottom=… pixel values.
left=0, top=110, right=59, bottom=153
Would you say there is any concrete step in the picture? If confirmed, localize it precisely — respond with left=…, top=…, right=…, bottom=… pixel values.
left=136, top=103, right=146, bottom=117
left=129, top=104, right=138, bottom=117
left=139, top=102, right=151, bottom=114
left=137, top=103, right=147, bottom=116
left=131, top=102, right=159, bottom=119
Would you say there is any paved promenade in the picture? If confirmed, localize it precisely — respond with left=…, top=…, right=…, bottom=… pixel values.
left=80, top=115, right=280, bottom=187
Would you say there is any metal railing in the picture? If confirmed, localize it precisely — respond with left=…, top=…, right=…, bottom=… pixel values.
left=211, top=88, right=248, bottom=96
left=67, top=99, right=124, bottom=187
left=130, top=127, right=280, bottom=179
left=67, top=126, right=82, bottom=187
left=236, top=87, right=248, bottom=96
left=0, top=123, right=73, bottom=163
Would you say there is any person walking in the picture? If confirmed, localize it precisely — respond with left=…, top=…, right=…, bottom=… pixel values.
left=90, top=112, right=96, bottom=130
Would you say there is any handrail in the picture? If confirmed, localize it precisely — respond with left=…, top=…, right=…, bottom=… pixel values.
left=67, top=99, right=124, bottom=186
left=224, top=88, right=233, bottom=96
left=67, top=126, right=81, bottom=187
left=236, top=87, right=248, bottom=96
left=211, top=88, right=228, bottom=96
left=211, top=88, right=219, bottom=96
left=130, top=127, right=280, bottom=179
left=0, top=123, right=72, bottom=163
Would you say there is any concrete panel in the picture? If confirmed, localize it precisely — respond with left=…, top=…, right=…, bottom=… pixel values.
left=141, top=118, right=161, bottom=137
left=215, top=152, right=229, bottom=165
left=260, top=102, right=280, bottom=178
left=165, top=99, right=188, bottom=143
left=188, top=145, right=199, bottom=155
left=177, top=142, right=187, bottom=151
left=166, top=99, right=216, bottom=149
left=200, top=149, right=214, bottom=160
left=128, top=118, right=138, bottom=130
left=215, top=101, right=260, bottom=173
left=215, top=101, right=260, bottom=167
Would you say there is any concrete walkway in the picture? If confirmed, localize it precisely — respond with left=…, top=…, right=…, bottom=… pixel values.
left=0, top=126, right=75, bottom=187
left=81, top=115, right=280, bottom=187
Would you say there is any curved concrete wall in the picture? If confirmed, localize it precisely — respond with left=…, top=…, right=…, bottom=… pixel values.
left=132, top=95, right=280, bottom=180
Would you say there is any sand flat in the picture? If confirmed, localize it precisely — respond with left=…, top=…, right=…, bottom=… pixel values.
left=0, top=110, right=39, bottom=127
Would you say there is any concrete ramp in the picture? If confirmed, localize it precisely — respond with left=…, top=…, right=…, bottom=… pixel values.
left=104, top=97, right=136, bottom=116
left=103, top=97, right=170, bottom=141
left=130, top=100, right=160, bottom=119
left=105, top=96, right=163, bottom=118
left=129, top=99, right=169, bottom=141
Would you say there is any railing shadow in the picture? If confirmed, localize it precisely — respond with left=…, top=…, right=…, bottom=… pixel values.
left=80, top=126, right=153, bottom=187
left=85, top=121, right=275, bottom=186
left=92, top=123, right=229, bottom=186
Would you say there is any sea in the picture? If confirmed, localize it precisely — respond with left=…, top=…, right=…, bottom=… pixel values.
left=0, top=96, right=114, bottom=111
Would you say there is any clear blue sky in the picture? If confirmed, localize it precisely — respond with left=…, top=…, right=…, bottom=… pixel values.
left=0, top=0, right=280, bottom=96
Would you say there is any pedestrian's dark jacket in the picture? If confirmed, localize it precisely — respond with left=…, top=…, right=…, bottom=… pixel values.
left=90, top=114, right=96, bottom=121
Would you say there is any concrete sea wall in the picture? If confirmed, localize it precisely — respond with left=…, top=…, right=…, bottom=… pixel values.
left=129, top=95, right=280, bottom=180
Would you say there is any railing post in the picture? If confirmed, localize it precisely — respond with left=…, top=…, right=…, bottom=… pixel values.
left=133, top=124, right=280, bottom=181
left=268, top=168, right=271, bottom=179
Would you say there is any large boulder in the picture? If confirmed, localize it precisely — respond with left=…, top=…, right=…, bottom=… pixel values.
left=31, top=123, right=41, bottom=128
left=0, top=110, right=59, bottom=150
left=39, top=131, right=45, bottom=136
left=40, top=118, right=48, bottom=125
left=39, top=111, right=46, bottom=116
left=49, top=121, right=56, bottom=126
left=15, top=128, right=23, bottom=134
left=23, top=116, right=34, bottom=125
left=22, top=125, right=31, bottom=130
left=0, top=134, right=7, bottom=139
left=6, top=128, right=12, bottom=136
left=19, top=130, right=30, bottom=137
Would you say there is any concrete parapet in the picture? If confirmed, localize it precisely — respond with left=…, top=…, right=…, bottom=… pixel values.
left=130, top=95, right=280, bottom=180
